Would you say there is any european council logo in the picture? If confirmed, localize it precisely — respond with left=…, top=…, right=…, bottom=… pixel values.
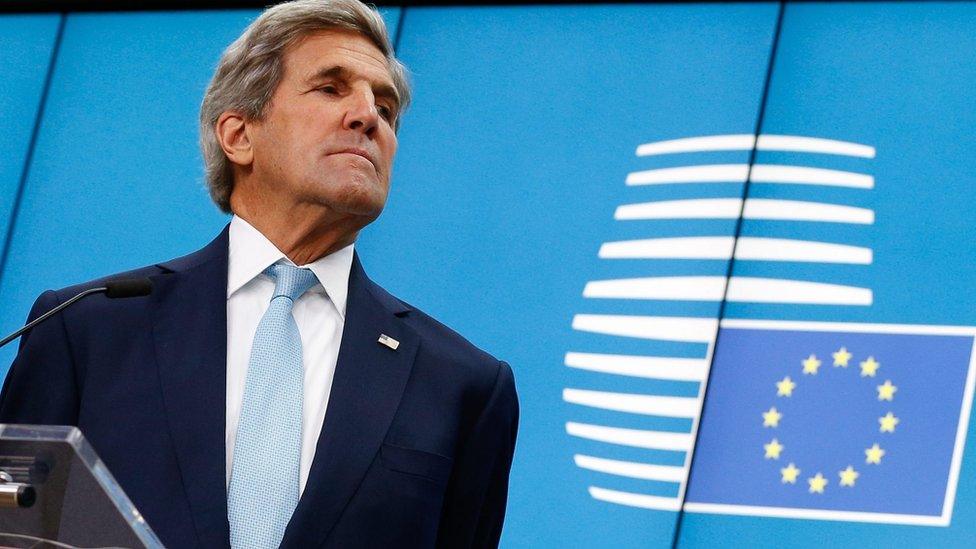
left=563, top=134, right=976, bottom=526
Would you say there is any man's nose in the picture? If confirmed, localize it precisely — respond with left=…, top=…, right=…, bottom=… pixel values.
left=343, top=88, right=379, bottom=137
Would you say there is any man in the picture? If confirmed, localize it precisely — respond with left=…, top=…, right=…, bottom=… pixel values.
left=0, top=1, right=519, bottom=547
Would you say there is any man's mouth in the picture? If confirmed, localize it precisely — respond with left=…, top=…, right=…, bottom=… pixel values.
left=332, top=148, right=376, bottom=169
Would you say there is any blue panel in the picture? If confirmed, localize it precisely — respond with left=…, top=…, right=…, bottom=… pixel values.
left=381, top=7, right=401, bottom=45
left=0, top=11, right=259, bottom=371
left=683, top=2, right=976, bottom=547
left=359, top=5, right=777, bottom=546
left=0, top=15, right=60, bottom=261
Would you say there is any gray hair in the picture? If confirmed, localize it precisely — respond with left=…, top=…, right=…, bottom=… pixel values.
left=199, top=0, right=410, bottom=213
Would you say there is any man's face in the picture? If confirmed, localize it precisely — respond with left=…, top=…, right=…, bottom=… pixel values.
left=247, top=30, right=400, bottom=220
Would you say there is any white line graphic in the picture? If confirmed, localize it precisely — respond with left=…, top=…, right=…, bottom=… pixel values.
left=626, top=164, right=749, bottom=185
left=682, top=503, right=946, bottom=527
left=598, top=237, right=871, bottom=264
left=575, top=454, right=686, bottom=482
left=635, top=134, right=875, bottom=158
left=757, top=135, right=875, bottom=158
left=944, top=321, right=976, bottom=529
left=615, top=198, right=874, bottom=224
left=636, top=135, right=755, bottom=156
left=566, top=422, right=693, bottom=451
left=584, top=276, right=727, bottom=300
left=625, top=164, right=873, bottom=189
left=572, top=314, right=717, bottom=343
left=583, top=276, right=872, bottom=306
left=719, top=319, right=976, bottom=337
left=750, top=164, right=874, bottom=189
left=727, top=277, right=871, bottom=305
left=743, top=198, right=873, bottom=223
left=599, top=236, right=733, bottom=259
left=589, top=486, right=682, bottom=511
left=737, top=237, right=872, bottom=264
left=564, top=352, right=707, bottom=381
left=563, top=389, right=699, bottom=418
left=616, top=198, right=744, bottom=220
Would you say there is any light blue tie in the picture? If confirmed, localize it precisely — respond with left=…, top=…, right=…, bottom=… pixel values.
left=228, top=263, right=318, bottom=549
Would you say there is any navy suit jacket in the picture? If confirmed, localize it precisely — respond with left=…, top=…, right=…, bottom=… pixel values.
left=0, top=227, right=519, bottom=548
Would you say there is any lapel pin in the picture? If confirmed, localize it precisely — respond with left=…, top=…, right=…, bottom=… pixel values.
left=378, top=334, right=400, bottom=351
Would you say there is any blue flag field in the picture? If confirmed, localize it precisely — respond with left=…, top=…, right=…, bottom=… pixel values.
left=685, top=320, right=976, bottom=526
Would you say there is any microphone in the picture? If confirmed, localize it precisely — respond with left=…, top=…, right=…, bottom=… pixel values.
left=0, top=278, right=153, bottom=349
left=104, top=278, right=153, bottom=299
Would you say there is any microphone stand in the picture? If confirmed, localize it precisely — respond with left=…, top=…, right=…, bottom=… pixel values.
left=0, top=287, right=108, bottom=349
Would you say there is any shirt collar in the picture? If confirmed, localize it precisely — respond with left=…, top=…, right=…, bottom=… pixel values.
left=227, top=215, right=354, bottom=319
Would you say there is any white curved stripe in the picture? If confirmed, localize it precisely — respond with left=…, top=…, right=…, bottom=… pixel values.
left=583, top=276, right=872, bottom=306
left=575, top=454, right=686, bottom=482
left=727, top=277, right=872, bottom=305
left=584, top=276, right=726, bottom=300
left=589, top=486, right=682, bottom=511
left=682, top=502, right=948, bottom=527
left=615, top=198, right=874, bottom=224
left=566, top=422, right=693, bottom=451
left=757, top=135, right=875, bottom=158
left=636, top=135, right=754, bottom=156
left=563, top=389, right=699, bottom=417
left=599, top=237, right=872, bottom=264
left=615, top=198, right=742, bottom=220
left=626, top=164, right=873, bottom=188
left=626, top=164, right=749, bottom=185
left=736, top=237, right=872, bottom=264
left=750, top=164, right=873, bottom=189
left=634, top=134, right=874, bottom=158
left=564, top=352, right=707, bottom=381
left=599, top=237, right=734, bottom=259
left=744, top=199, right=874, bottom=224
left=572, top=314, right=717, bottom=343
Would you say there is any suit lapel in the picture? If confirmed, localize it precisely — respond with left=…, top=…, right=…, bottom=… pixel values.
left=152, top=228, right=231, bottom=548
left=280, top=254, right=419, bottom=548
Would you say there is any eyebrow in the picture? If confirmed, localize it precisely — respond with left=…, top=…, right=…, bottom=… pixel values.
left=309, top=65, right=400, bottom=111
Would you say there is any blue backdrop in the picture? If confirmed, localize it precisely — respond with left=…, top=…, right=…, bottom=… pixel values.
left=2, top=3, right=975, bottom=547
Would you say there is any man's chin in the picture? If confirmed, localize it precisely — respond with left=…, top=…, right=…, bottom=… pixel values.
left=302, top=177, right=387, bottom=218
left=318, top=191, right=386, bottom=221
left=335, top=201, right=384, bottom=221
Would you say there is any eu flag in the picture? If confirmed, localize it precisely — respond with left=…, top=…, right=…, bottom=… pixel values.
left=684, top=320, right=976, bottom=525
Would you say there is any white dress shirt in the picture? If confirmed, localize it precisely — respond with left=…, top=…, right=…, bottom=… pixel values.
left=225, top=215, right=353, bottom=495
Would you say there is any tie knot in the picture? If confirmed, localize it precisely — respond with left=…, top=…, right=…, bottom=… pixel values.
left=264, top=264, right=318, bottom=302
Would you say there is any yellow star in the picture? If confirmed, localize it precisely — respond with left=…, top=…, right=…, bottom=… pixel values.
left=781, top=463, right=801, bottom=484
left=764, top=438, right=784, bottom=459
left=879, top=412, right=900, bottom=433
left=762, top=407, right=783, bottom=427
left=865, top=443, right=886, bottom=464
left=860, top=356, right=881, bottom=377
left=808, top=472, right=828, bottom=494
left=802, top=354, right=822, bottom=375
left=877, top=380, right=897, bottom=401
left=776, top=376, right=796, bottom=397
left=839, top=466, right=860, bottom=487
left=833, top=347, right=853, bottom=367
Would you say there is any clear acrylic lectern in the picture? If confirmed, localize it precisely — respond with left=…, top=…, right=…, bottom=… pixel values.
left=0, top=424, right=163, bottom=548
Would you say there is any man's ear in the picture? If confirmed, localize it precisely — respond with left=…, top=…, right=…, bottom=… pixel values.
left=215, top=111, right=254, bottom=167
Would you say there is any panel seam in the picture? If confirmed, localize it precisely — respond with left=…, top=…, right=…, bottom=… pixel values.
left=0, top=13, right=68, bottom=292
left=670, top=2, right=788, bottom=547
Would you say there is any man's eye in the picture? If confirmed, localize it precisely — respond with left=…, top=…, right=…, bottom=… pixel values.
left=319, top=85, right=338, bottom=94
left=378, top=105, right=394, bottom=122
